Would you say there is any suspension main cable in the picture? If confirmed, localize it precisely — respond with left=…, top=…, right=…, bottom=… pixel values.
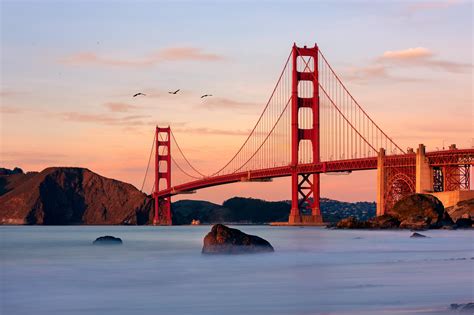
left=208, top=50, right=293, bottom=176
left=158, top=132, right=202, bottom=181
left=234, top=97, right=291, bottom=173
left=296, top=46, right=403, bottom=154
left=140, top=130, right=156, bottom=192
left=318, top=49, right=404, bottom=153
left=170, top=129, right=207, bottom=178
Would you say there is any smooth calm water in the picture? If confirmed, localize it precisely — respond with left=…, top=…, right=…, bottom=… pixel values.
left=1, top=226, right=473, bottom=315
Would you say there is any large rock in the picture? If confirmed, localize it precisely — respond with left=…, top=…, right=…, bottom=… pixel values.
left=202, top=224, right=274, bottom=254
left=389, top=194, right=453, bottom=229
left=445, top=198, right=474, bottom=222
left=0, top=167, right=153, bottom=225
left=368, top=214, right=400, bottom=229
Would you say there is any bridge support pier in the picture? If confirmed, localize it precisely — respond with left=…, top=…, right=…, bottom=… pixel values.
left=376, top=148, right=386, bottom=216
left=416, top=144, right=433, bottom=193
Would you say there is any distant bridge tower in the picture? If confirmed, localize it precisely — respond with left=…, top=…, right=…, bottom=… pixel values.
left=153, top=126, right=172, bottom=225
left=289, top=44, right=323, bottom=225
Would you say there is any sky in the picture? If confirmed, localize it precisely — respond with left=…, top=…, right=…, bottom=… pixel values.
left=1, top=0, right=472, bottom=204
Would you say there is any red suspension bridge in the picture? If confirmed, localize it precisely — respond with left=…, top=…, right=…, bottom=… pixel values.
left=145, top=43, right=474, bottom=225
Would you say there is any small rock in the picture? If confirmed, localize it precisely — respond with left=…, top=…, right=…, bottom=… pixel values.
left=202, top=224, right=274, bottom=254
left=93, top=235, right=122, bottom=245
left=455, top=218, right=473, bottom=229
left=410, top=232, right=428, bottom=238
left=450, top=303, right=474, bottom=313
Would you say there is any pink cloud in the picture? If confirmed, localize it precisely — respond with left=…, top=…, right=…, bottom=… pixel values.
left=381, top=47, right=433, bottom=60
left=60, top=47, right=224, bottom=67
left=60, top=112, right=151, bottom=126
left=174, top=127, right=249, bottom=136
left=197, top=97, right=255, bottom=110
left=407, top=0, right=463, bottom=13
left=379, top=47, right=472, bottom=73
left=103, top=102, right=140, bottom=112
left=0, top=105, right=23, bottom=114
left=346, top=46, right=472, bottom=82
left=156, top=47, right=224, bottom=62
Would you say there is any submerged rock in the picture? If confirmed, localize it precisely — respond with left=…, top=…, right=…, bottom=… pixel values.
left=410, top=232, right=428, bottom=238
left=450, top=303, right=474, bottom=313
left=202, top=224, right=274, bottom=254
left=93, top=235, right=123, bottom=245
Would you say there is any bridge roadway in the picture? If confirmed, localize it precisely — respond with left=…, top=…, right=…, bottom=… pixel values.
left=155, top=148, right=474, bottom=198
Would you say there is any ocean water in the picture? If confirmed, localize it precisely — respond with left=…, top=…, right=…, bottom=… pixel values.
left=0, top=226, right=473, bottom=315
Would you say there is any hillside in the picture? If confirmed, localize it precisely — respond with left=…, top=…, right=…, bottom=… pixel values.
left=0, top=167, right=153, bottom=225
left=1, top=167, right=375, bottom=225
left=171, top=197, right=375, bottom=225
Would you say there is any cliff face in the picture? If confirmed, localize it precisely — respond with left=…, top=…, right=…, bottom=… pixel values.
left=0, top=167, right=153, bottom=225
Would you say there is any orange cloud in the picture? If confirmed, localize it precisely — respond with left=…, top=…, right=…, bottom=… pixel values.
left=60, top=47, right=224, bottom=67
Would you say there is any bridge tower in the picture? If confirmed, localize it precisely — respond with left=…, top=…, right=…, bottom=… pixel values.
left=289, top=44, right=323, bottom=225
left=153, top=126, right=172, bottom=225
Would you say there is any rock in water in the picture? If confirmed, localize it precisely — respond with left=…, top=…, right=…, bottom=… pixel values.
left=202, top=224, right=274, bottom=254
left=335, top=217, right=371, bottom=229
left=450, top=303, right=474, bottom=313
left=389, top=194, right=452, bottom=229
left=410, top=232, right=428, bottom=238
left=93, top=235, right=123, bottom=245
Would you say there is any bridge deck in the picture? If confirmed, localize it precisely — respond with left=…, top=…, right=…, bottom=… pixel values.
left=154, top=149, right=474, bottom=198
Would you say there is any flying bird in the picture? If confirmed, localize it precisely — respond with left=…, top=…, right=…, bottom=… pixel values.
left=201, top=94, right=213, bottom=98
left=133, top=93, right=146, bottom=97
left=169, top=89, right=180, bottom=95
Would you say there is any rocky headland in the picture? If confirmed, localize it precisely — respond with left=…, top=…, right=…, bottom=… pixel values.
left=0, top=167, right=153, bottom=225
left=333, top=194, right=473, bottom=230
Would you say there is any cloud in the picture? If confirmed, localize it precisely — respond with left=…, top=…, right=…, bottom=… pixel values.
left=197, top=97, right=255, bottom=110
left=0, top=105, right=23, bottom=114
left=60, top=47, right=224, bottom=68
left=103, top=102, right=140, bottom=113
left=343, top=65, right=390, bottom=82
left=379, top=47, right=472, bottom=73
left=157, top=47, right=224, bottom=62
left=406, top=0, right=463, bottom=13
left=381, top=47, right=433, bottom=60
left=60, top=112, right=151, bottom=126
left=344, top=46, right=472, bottom=83
left=174, top=127, right=250, bottom=136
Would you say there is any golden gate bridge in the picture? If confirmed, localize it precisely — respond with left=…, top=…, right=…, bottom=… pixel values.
left=144, top=43, right=474, bottom=225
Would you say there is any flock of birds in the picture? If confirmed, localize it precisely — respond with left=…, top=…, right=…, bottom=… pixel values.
left=132, top=89, right=212, bottom=98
